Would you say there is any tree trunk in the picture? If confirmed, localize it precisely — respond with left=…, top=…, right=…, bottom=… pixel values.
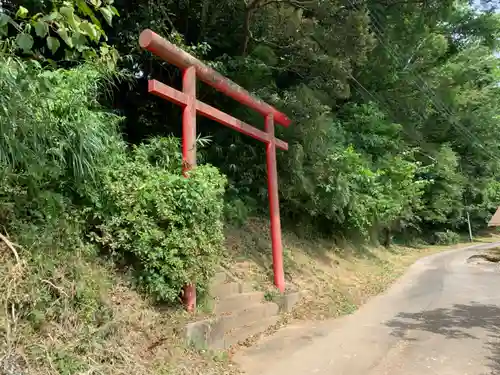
left=199, top=0, right=210, bottom=39
left=383, top=227, right=391, bottom=248
left=241, top=7, right=253, bottom=56
left=241, top=0, right=264, bottom=56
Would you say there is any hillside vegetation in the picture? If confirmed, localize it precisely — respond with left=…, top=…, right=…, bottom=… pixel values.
left=4, top=217, right=496, bottom=375
left=1, top=0, right=500, bottom=373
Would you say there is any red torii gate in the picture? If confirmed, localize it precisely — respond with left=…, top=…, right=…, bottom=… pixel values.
left=139, top=29, right=291, bottom=311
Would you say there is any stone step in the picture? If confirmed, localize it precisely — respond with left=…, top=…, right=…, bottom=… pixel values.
left=185, top=302, right=279, bottom=349
left=232, top=321, right=333, bottom=373
left=210, top=281, right=240, bottom=298
left=217, top=315, right=280, bottom=349
left=210, top=281, right=253, bottom=299
left=214, top=292, right=265, bottom=314
left=214, top=302, right=279, bottom=334
left=212, top=271, right=229, bottom=284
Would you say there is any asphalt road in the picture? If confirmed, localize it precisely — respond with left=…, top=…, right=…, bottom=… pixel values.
left=235, top=243, right=500, bottom=375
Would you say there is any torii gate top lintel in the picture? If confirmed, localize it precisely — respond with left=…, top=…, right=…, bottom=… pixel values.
left=139, top=29, right=290, bottom=312
left=139, top=29, right=291, bottom=127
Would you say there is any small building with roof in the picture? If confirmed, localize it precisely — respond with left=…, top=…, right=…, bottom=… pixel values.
left=488, top=207, right=500, bottom=227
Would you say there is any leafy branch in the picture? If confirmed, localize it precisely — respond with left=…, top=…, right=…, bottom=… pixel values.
left=0, top=0, right=120, bottom=64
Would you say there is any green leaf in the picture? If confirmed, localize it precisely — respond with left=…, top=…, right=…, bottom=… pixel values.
left=60, top=6, right=80, bottom=29
left=0, top=13, right=10, bottom=27
left=72, top=32, right=87, bottom=51
left=57, top=27, right=73, bottom=47
left=15, top=33, right=34, bottom=52
left=99, top=7, right=113, bottom=26
left=59, top=6, right=72, bottom=17
left=76, top=0, right=102, bottom=30
left=65, top=48, right=78, bottom=61
left=47, top=36, right=61, bottom=53
left=76, top=0, right=94, bottom=16
left=79, top=20, right=99, bottom=40
left=16, top=6, right=29, bottom=19
left=100, top=44, right=109, bottom=56
left=110, top=6, right=120, bottom=16
left=41, top=12, right=60, bottom=22
left=34, top=20, right=49, bottom=38
left=82, top=49, right=97, bottom=60
left=0, top=14, right=10, bottom=36
left=110, top=47, right=120, bottom=62
left=40, top=76, right=53, bottom=92
left=89, top=0, right=102, bottom=7
left=76, top=0, right=102, bottom=28
left=30, top=12, right=44, bottom=20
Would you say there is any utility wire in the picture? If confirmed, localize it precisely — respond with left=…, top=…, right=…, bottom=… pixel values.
left=346, top=0, right=500, bottom=163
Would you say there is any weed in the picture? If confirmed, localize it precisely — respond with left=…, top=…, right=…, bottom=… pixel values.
left=433, top=230, right=460, bottom=245
left=264, top=288, right=281, bottom=302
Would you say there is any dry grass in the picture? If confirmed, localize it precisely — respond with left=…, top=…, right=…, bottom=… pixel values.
left=475, top=245, right=500, bottom=262
left=0, top=241, right=237, bottom=375
left=2, top=224, right=498, bottom=375
left=224, top=218, right=500, bottom=321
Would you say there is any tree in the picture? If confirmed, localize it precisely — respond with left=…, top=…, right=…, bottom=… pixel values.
left=5, top=0, right=498, bottom=243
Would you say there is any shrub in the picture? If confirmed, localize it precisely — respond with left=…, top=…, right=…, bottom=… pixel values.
left=92, top=137, right=227, bottom=302
left=0, top=57, right=228, bottom=304
left=0, top=56, right=122, bottom=232
left=0, top=57, right=121, bottom=184
left=224, top=197, right=251, bottom=226
left=433, top=230, right=460, bottom=245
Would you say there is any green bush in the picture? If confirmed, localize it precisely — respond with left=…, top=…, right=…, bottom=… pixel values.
left=91, top=137, right=227, bottom=302
left=224, top=197, right=251, bottom=226
left=0, top=58, right=121, bottom=183
left=0, top=59, right=121, bottom=352
left=0, top=57, right=227, bottom=305
left=0, top=56, right=122, bottom=231
left=433, top=230, right=460, bottom=245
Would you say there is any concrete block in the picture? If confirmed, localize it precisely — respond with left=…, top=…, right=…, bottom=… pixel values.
left=214, top=292, right=264, bottom=314
left=185, top=320, right=213, bottom=349
left=185, top=302, right=279, bottom=349
left=239, top=282, right=254, bottom=293
left=276, top=291, right=301, bottom=313
left=219, top=315, right=279, bottom=349
left=210, top=281, right=241, bottom=299
left=212, top=302, right=279, bottom=334
left=212, top=271, right=228, bottom=284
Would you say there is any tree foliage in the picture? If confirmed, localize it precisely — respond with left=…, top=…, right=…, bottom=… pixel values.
left=96, top=0, right=500, bottom=245
left=0, top=0, right=119, bottom=63
left=0, top=54, right=226, bottom=303
left=0, top=56, right=121, bottom=225
left=3, top=0, right=500, bottom=307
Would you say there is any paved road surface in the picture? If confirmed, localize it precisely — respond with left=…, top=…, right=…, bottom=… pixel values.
left=235, top=243, right=500, bottom=375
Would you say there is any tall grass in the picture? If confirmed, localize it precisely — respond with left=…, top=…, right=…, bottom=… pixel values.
left=0, top=56, right=124, bottom=235
left=0, top=57, right=131, bottom=374
left=0, top=57, right=122, bottom=187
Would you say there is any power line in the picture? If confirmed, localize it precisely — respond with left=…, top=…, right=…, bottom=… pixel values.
left=346, top=0, right=500, bottom=163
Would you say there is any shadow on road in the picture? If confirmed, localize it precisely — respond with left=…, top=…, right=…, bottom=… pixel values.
left=385, top=303, right=500, bottom=374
